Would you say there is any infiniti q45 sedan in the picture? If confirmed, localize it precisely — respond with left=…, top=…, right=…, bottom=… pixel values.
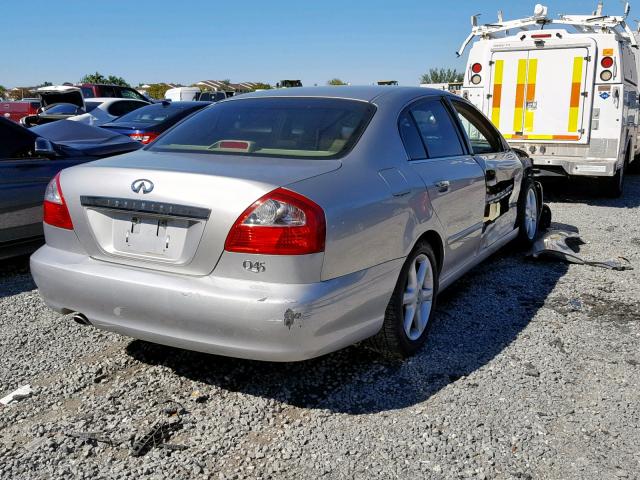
left=31, top=86, right=544, bottom=361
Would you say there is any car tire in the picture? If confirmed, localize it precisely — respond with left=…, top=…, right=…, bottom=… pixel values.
left=603, top=161, right=625, bottom=198
left=368, top=242, right=439, bottom=359
left=516, top=177, right=541, bottom=247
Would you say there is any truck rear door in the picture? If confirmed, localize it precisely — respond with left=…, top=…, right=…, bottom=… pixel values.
left=489, top=45, right=595, bottom=144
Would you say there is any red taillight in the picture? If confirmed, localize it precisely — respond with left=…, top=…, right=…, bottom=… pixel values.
left=129, top=132, right=159, bottom=144
left=471, top=63, right=483, bottom=74
left=225, top=188, right=325, bottom=255
left=43, top=173, right=73, bottom=230
left=601, top=56, right=614, bottom=69
left=531, top=33, right=552, bottom=39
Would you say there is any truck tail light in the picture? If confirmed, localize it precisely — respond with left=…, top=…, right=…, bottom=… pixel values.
left=129, top=132, right=159, bottom=144
left=43, top=173, right=73, bottom=230
left=471, top=74, right=482, bottom=85
left=601, top=70, right=613, bottom=81
left=471, top=63, right=483, bottom=73
left=601, top=56, right=614, bottom=68
left=225, top=188, right=325, bottom=255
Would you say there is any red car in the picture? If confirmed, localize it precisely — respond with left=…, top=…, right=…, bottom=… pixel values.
left=0, top=99, right=40, bottom=123
left=78, top=84, right=149, bottom=102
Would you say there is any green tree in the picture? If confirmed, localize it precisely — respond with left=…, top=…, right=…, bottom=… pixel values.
left=36, top=81, right=53, bottom=88
left=80, top=71, right=130, bottom=86
left=420, top=68, right=464, bottom=84
left=146, top=83, right=172, bottom=100
left=251, top=82, right=272, bottom=90
left=0, top=85, right=6, bottom=98
left=327, top=78, right=347, bottom=86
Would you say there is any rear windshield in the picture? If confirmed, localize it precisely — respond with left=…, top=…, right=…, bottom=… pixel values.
left=115, top=103, right=201, bottom=125
left=149, top=97, right=376, bottom=159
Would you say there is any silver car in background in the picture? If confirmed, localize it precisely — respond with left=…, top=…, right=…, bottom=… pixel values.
left=31, top=86, right=544, bottom=361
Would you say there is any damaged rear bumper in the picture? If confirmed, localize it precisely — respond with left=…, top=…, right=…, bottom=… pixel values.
left=30, top=246, right=401, bottom=362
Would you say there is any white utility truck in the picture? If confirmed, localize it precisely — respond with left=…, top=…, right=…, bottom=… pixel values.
left=458, top=2, right=640, bottom=196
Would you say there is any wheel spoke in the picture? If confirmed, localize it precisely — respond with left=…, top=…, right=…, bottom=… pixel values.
left=419, top=288, right=433, bottom=303
left=404, top=304, right=416, bottom=335
left=403, top=291, right=416, bottom=306
left=416, top=258, right=428, bottom=288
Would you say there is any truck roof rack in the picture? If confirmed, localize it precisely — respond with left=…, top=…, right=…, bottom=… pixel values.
left=457, top=2, right=637, bottom=57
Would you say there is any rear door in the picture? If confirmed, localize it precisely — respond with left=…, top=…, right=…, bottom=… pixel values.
left=489, top=46, right=594, bottom=143
left=401, top=98, right=486, bottom=275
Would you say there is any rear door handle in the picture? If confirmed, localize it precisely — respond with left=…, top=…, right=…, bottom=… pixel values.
left=435, top=180, right=450, bottom=193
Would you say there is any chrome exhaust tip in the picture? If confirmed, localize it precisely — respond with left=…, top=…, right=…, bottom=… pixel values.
left=72, top=313, right=91, bottom=326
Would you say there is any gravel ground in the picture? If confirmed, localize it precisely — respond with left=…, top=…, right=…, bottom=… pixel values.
left=1, top=176, right=639, bottom=480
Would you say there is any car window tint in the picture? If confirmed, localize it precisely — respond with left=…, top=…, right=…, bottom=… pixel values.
left=398, top=111, right=426, bottom=160
left=410, top=100, right=464, bottom=158
left=107, top=101, right=145, bottom=117
left=150, top=97, right=376, bottom=159
left=81, top=87, right=95, bottom=98
left=115, top=103, right=200, bottom=124
left=451, top=101, right=504, bottom=154
left=43, top=103, right=81, bottom=115
left=120, top=88, right=146, bottom=100
left=85, top=102, right=100, bottom=113
left=99, top=86, right=117, bottom=97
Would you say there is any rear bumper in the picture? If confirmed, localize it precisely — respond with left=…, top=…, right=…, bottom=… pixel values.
left=30, top=246, right=401, bottom=361
left=531, top=156, right=618, bottom=177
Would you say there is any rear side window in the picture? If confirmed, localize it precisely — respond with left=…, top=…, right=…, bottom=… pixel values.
left=107, top=101, right=145, bottom=117
left=115, top=103, right=201, bottom=124
left=81, top=87, right=95, bottom=98
left=410, top=100, right=464, bottom=158
left=120, top=88, right=147, bottom=101
left=398, top=111, right=427, bottom=160
left=451, top=100, right=504, bottom=154
left=150, top=97, right=376, bottom=159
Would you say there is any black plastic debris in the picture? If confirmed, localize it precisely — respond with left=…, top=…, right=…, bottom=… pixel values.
left=528, top=230, right=633, bottom=271
left=130, top=400, right=187, bottom=457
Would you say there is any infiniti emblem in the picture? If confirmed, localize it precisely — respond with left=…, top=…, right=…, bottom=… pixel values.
left=131, top=179, right=154, bottom=194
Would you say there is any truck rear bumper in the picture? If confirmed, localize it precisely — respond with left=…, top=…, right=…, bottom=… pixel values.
left=531, top=156, right=618, bottom=177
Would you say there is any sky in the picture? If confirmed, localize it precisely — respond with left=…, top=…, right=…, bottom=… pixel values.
left=0, top=0, right=623, bottom=88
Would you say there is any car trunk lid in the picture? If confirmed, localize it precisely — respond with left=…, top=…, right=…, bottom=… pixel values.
left=61, top=150, right=340, bottom=275
left=37, top=86, right=86, bottom=110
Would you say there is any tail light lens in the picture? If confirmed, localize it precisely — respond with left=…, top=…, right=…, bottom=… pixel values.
left=129, top=132, right=159, bottom=144
left=471, top=74, right=482, bottom=85
left=225, top=188, right=325, bottom=255
left=601, top=70, right=613, bottom=81
left=471, top=63, right=483, bottom=73
left=601, top=56, right=614, bottom=68
left=43, top=173, right=73, bottom=230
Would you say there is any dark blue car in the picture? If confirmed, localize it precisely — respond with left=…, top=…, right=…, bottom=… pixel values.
left=0, top=117, right=142, bottom=259
left=100, top=101, right=212, bottom=145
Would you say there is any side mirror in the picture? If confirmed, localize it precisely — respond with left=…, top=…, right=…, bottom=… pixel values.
left=34, top=138, right=57, bottom=158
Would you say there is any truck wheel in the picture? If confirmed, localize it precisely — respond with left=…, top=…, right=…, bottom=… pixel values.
left=516, top=177, right=540, bottom=247
left=368, top=242, right=439, bottom=359
left=604, top=162, right=625, bottom=198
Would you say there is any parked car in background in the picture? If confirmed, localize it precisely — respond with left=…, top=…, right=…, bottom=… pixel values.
left=78, top=83, right=150, bottom=102
left=100, top=101, right=212, bottom=144
left=0, top=117, right=142, bottom=259
left=196, top=91, right=230, bottom=102
left=31, top=86, right=545, bottom=362
left=68, top=98, right=149, bottom=126
left=0, top=99, right=40, bottom=123
left=21, top=88, right=149, bottom=127
left=164, top=87, right=201, bottom=101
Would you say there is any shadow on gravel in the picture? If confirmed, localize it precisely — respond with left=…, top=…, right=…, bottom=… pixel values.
left=541, top=173, right=640, bottom=208
left=127, top=245, right=570, bottom=414
left=0, top=254, right=35, bottom=299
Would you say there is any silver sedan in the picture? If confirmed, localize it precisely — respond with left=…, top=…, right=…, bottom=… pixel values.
left=31, top=86, right=544, bottom=361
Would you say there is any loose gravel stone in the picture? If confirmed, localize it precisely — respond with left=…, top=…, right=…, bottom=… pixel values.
left=1, top=177, right=639, bottom=479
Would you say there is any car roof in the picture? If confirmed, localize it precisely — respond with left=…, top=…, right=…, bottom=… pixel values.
left=234, top=85, right=455, bottom=103
left=152, top=101, right=213, bottom=107
left=85, top=98, right=148, bottom=104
